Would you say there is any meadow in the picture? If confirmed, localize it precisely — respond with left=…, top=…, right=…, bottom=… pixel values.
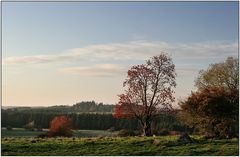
left=1, top=128, right=117, bottom=138
left=1, top=128, right=238, bottom=156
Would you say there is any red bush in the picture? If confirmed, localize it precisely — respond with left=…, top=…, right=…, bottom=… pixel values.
left=48, top=116, right=73, bottom=137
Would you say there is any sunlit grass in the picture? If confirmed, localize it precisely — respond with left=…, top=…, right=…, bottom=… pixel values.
left=2, top=135, right=238, bottom=156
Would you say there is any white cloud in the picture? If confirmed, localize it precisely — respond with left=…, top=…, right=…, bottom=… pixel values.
left=59, top=64, right=127, bottom=77
left=3, top=40, right=237, bottom=65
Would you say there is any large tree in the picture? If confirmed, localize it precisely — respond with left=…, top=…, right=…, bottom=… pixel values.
left=114, top=53, right=176, bottom=136
left=195, top=57, right=239, bottom=91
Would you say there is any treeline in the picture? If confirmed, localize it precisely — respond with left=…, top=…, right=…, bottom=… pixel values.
left=2, top=109, right=189, bottom=132
left=3, top=101, right=114, bottom=114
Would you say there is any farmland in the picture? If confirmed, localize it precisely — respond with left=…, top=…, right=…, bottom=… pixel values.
left=1, top=129, right=238, bottom=156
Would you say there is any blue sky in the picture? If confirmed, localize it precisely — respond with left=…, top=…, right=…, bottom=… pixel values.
left=2, top=2, right=238, bottom=106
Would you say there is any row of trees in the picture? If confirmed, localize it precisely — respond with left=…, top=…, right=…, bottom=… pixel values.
left=2, top=110, right=188, bottom=132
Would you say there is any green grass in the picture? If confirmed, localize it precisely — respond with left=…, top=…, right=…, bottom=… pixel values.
left=1, top=128, right=118, bottom=138
left=74, top=129, right=118, bottom=137
left=2, top=136, right=238, bottom=156
left=1, top=128, right=46, bottom=137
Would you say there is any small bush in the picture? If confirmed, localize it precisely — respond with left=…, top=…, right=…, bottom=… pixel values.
left=48, top=116, right=73, bottom=137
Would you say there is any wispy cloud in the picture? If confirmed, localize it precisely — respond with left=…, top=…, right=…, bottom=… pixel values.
left=175, top=63, right=202, bottom=77
left=59, top=64, right=127, bottom=77
left=67, top=40, right=238, bottom=61
left=3, top=54, right=77, bottom=65
left=3, top=40, right=237, bottom=65
left=59, top=64, right=200, bottom=78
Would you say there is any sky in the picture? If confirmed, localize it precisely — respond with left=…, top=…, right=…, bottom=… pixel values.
left=2, top=2, right=238, bottom=107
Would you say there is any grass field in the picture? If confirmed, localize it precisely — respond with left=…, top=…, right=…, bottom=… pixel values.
left=1, top=132, right=239, bottom=156
left=1, top=128, right=118, bottom=138
left=1, top=128, right=47, bottom=137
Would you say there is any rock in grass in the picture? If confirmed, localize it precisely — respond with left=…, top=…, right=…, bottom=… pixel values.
left=153, top=139, right=161, bottom=145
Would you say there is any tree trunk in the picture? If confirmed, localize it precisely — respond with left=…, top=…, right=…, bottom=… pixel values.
left=142, top=121, right=152, bottom=136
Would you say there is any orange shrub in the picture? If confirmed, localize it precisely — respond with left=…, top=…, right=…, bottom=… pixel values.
left=48, top=116, right=73, bottom=137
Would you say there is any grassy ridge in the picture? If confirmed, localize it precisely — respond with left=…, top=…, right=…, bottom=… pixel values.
left=2, top=136, right=238, bottom=156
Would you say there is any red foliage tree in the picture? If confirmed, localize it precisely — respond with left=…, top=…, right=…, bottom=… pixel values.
left=179, top=87, right=238, bottom=138
left=48, top=116, right=73, bottom=137
left=114, top=53, right=176, bottom=136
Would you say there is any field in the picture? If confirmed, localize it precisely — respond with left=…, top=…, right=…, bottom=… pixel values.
left=1, top=128, right=239, bottom=156
left=1, top=128, right=118, bottom=138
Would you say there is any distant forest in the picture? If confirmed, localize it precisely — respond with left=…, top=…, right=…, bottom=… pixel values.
left=2, top=101, right=190, bottom=132
left=2, top=101, right=115, bottom=113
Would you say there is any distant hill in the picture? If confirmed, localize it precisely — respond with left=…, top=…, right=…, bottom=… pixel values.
left=2, top=106, right=16, bottom=109
left=2, top=101, right=115, bottom=114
